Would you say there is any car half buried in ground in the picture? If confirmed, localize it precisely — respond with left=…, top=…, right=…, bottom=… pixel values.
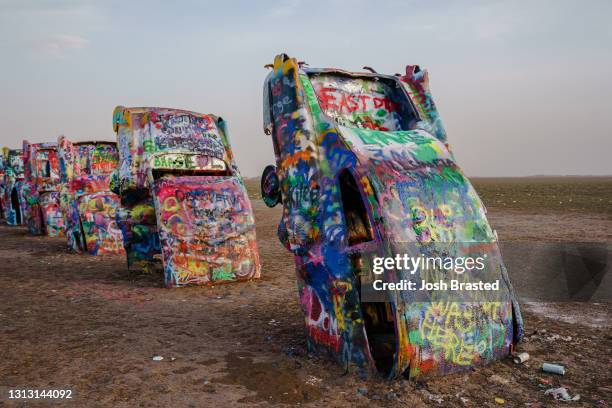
left=112, top=106, right=261, bottom=287
left=0, top=150, right=5, bottom=220
left=1, top=148, right=26, bottom=226
left=260, top=53, right=523, bottom=380
left=57, top=136, right=125, bottom=255
left=22, top=141, right=65, bottom=237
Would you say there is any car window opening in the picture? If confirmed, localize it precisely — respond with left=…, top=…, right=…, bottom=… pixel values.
left=11, top=187, right=21, bottom=224
left=338, top=170, right=373, bottom=246
left=40, top=160, right=51, bottom=178
left=362, top=302, right=397, bottom=376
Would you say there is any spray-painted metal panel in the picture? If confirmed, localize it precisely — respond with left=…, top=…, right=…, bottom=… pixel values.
left=22, top=141, right=65, bottom=237
left=57, top=136, right=125, bottom=255
left=113, top=107, right=261, bottom=287
left=261, top=54, right=523, bottom=379
left=153, top=176, right=260, bottom=286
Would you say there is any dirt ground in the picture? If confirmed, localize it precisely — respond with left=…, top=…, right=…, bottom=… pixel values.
left=0, top=178, right=610, bottom=407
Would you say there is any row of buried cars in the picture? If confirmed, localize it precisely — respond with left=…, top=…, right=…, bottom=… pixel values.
left=0, top=54, right=523, bottom=380
left=0, top=112, right=261, bottom=288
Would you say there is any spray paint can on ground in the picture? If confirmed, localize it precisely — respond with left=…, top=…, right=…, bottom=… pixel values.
left=542, top=363, right=565, bottom=375
left=513, top=352, right=530, bottom=364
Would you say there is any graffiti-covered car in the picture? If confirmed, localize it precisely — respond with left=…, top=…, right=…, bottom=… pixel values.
left=261, top=54, right=523, bottom=379
left=1, top=148, right=26, bottom=225
left=0, top=150, right=5, bottom=219
left=57, top=136, right=125, bottom=255
left=112, top=106, right=261, bottom=287
left=22, top=141, right=65, bottom=236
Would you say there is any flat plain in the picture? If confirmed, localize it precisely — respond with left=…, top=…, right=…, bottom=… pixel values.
left=0, top=176, right=610, bottom=407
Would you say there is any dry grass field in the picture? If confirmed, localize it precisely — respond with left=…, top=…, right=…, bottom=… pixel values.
left=473, top=176, right=612, bottom=216
left=246, top=176, right=612, bottom=216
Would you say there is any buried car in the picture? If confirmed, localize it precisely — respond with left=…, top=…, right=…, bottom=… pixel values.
left=57, top=136, right=125, bottom=255
left=0, top=151, right=5, bottom=219
left=261, top=54, right=523, bottom=379
left=1, top=148, right=26, bottom=225
left=112, top=106, right=261, bottom=287
left=22, top=141, right=65, bottom=236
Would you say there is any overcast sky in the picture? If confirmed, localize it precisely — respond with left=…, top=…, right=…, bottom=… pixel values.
left=1, top=0, right=610, bottom=176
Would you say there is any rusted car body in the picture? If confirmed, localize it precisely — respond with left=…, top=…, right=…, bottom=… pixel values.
left=1, top=148, right=26, bottom=225
left=22, top=141, right=65, bottom=236
left=261, top=54, right=523, bottom=379
left=112, top=106, right=261, bottom=287
left=57, top=136, right=125, bottom=255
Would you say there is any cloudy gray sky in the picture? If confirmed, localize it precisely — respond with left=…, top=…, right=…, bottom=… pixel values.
left=1, top=0, right=610, bottom=176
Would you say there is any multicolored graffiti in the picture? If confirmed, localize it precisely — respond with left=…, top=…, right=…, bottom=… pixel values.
left=57, top=136, right=125, bottom=255
left=309, top=73, right=418, bottom=132
left=153, top=176, right=260, bottom=286
left=0, top=151, right=5, bottom=219
left=22, top=141, right=65, bottom=237
left=114, top=199, right=161, bottom=272
left=262, top=54, right=523, bottom=379
left=113, top=106, right=261, bottom=287
left=1, top=148, right=26, bottom=226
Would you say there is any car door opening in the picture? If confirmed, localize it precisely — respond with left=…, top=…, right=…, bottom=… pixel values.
left=338, top=169, right=397, bottom=376
left=11, top=187, right=21, bottom=224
